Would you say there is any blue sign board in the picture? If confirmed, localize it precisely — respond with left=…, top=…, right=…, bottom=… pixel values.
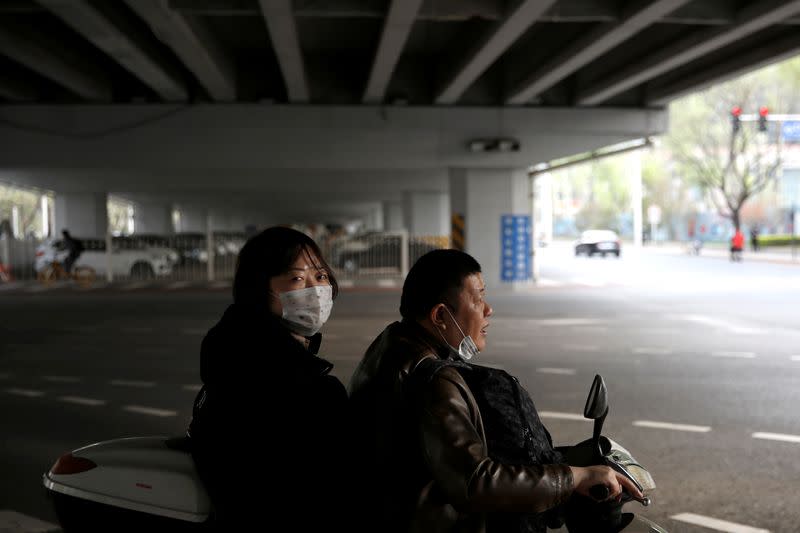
left=501, top=215, right=531, bottom=282
left=783, top=121, right=800, bottom=142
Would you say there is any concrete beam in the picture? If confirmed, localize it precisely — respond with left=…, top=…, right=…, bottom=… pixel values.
left=37, top=0, right=188, bottom=101
left=577, top=0, right=800, bottom=106
left=647, top=30, right=800, bottom=106
left=0, top=105, right=667, bottom=171
left=362, top=0, right=424, bottom=104
left=435, top=0, right=557, bottom=104
left=0, top=25, right=111, bottom=100
left=125, top=0, right=236, bottom=101
left=507, top=0, right=692, bottom=105
left=258, top=0, right=309, bottom=103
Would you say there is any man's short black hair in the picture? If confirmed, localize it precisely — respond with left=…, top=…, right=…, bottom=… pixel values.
left=400, top=249, right=482, bottom=320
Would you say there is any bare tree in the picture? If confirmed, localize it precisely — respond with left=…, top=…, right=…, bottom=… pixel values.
left=670, top=84, right=782, bottom=231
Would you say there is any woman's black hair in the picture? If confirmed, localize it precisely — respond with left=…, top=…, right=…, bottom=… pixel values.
left=399, top=249, right=481, bottom=320
left=232, top=226, right=338, bottom=308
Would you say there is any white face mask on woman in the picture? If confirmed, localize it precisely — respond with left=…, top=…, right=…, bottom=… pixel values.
left=438, top=305, right=480, bottom=361
left=278, top=285, right=333, bottom=337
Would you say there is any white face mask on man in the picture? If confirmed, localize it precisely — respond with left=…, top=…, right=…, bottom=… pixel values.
left=438, top=305, right=480, bottom=361
left=278, top=285, right=333, bottom=337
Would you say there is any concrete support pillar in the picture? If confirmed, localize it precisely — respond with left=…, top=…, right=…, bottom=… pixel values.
left=402, top=191, right=448, bottom=237
left=449, top=168, right=531, bottom=290
left=629, top=149, right=643, bottom=247
left=179, top=207, right=208, bottom=233
left=135, top=203, right=174, bottom=235
left=538, top=172, right=554, bottom=244
left=54, top=192, right=108, bottom=238
left=364, top=204, right=384, bottom=231
left=383, top=201, right=404, bottom=231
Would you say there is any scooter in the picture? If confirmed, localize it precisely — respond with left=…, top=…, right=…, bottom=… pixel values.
left=561, top=374, right=668, bottom=532
left=43, top=374, right=667, bottom=532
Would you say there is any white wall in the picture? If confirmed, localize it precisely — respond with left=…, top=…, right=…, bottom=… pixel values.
left=54, top=192, right=108, bottom=239
left=403, top=191, right=449, bottom=236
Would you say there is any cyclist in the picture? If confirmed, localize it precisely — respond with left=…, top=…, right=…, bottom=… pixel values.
left=61, top=230, right=85, bottom=274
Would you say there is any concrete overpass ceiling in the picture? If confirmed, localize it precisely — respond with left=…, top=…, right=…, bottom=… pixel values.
left=2, top=0, right=798, bottom=107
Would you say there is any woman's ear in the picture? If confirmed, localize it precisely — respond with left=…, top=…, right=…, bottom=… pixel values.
left=429, top=303, right=447, bottom=329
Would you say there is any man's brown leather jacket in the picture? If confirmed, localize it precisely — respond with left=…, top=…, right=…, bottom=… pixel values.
left=349, top=320, right=574, bottom=533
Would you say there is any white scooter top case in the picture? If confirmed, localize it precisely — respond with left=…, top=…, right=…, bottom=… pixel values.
left=43, top=436, right=211, bottom=523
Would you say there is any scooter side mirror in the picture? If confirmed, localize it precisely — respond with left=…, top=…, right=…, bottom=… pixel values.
left=584, top=375, right=609, bottom=458
left=583, top=374, right=608, bottom=420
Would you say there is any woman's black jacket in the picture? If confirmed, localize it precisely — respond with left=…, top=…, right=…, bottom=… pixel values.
left=188, top=303, right=348, bottom=531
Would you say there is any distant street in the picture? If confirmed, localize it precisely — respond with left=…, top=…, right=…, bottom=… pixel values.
left=2, top=243, right=799, bottom=532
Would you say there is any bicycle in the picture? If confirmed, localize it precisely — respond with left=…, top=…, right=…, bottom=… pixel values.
left=37, top=261, right=96, bottom=288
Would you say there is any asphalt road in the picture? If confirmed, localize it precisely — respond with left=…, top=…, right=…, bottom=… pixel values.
left=1, top=243, right=798, bottom=532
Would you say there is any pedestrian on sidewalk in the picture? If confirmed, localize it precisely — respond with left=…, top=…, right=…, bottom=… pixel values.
left=731, top=229, right=744, bottom=262
left=750, top=225, right=760, bottom=252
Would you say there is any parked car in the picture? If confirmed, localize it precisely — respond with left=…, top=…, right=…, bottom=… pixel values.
left=112, top=235, right=180, bottom=266
left=334, top=235, right=440, bottom=274
left=35, top=238, right=174, bottom=279
left=574, top=229, right=621, bottom=257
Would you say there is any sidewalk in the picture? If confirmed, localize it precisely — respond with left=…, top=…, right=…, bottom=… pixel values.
left=644, top=241, right=800, bottom=265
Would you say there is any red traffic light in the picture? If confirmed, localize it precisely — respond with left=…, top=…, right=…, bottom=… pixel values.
left=759, top=106, right=769, bottom=117
left=732, top=106, right=742, bottom=117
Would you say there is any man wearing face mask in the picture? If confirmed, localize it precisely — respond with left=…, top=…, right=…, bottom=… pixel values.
left=188, top=226, right=348, bottom=532
left=348, top=249, right=640, bottom=533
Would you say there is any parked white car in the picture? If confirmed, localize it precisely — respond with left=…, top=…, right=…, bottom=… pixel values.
left=35, top=238, right=174, bottom=279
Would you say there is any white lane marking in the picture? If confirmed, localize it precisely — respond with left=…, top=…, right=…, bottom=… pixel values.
left=123, top=405, right=178, bottom=417
left=538, top=318, right=604, bottom=326
left=377, top=279, right=398, bottom=288
left=338, top=280, right=355, bottom=288
left=537, top=368, right=576, bottom=375
left=672, top=314, right=767, bottom=335
left=110, top=379, right=156, bottom=388
left=536, top=278, right=564, bottom=287
left=571, top=326, right=608, bottom=333
left=5, top=388, right=45, bottom=398
left=562, top=344, right=599, bottom=352
left=570, top=277, right=605, bottom=287
left=790, top=355, right=800, bottom=361
left=633, top=420, right=711, bottom=433
left=752, top=432, right=800, bottom=444
left=671, top=512, right=769, bottom=533
left=0, top=510, right=60, bottom=532
left=182, top=384, right=202, bottom=392
left=59, top=396, right=106, bottom=406
left=633, top=347, right=673, bottom=355
left=539, top=411, right=589, bottom=421
left=167, top=281, right=192, bottom=290
left=494, top=340, right=527, bottom=348
left=123, top=326, right=154, bottom=333
left=711, top=351, right=756, bottom=359
left=181, top=328, right=206, bottom=336
left=42, top=375, right=82, bottom=383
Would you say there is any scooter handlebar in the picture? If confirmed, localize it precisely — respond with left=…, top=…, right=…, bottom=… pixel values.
left=589, top=484, right=610, bottom=501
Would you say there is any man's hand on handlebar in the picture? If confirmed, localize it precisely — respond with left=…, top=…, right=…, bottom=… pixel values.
left=569, top=465, right=643, bottom=502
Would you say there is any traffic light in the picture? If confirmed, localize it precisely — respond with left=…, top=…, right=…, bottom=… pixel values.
left=731, top=106, right=742, bottom=134
left=758, top=106, right=769, bottom=132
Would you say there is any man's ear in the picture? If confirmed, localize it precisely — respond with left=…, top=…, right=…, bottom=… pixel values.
left=429, top=303, right=447, bottom=328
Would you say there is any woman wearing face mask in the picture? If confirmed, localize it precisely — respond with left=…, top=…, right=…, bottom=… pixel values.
left=188, top=226, right=348, bottom=531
